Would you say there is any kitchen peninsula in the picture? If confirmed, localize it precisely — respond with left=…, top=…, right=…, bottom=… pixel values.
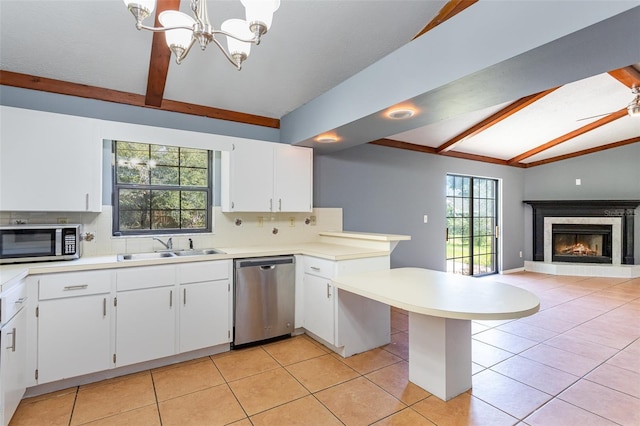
left=332, top=268, right=540, bottom=401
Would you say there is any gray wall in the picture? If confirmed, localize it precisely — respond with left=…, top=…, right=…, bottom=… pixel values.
left=0, top=86, right=280, bottom=143
left=523, top=143, right=640, bottom=263
left=313, top=143, right=639, bottom=270
left=314, top=144, right=526, bottom=272
left=523, top=143, right=640, bottom=201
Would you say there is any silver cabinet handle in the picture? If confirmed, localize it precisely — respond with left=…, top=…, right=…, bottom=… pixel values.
left=86, top=193, right=90, bottom=211
left=270, top=198, right=273, bottom=212
left=326, top=283, right=331, bottom=298
left=183, top=288, right=187, bottom=306
left=310, top=266, right=321, bottom=272
left=64, top=284, right=88, bottom=291
left=6, top=328, right=16, bottom=352
left=169, top=290, right=173, bottom=308
left=15, top=297, right=27, bottom=305
left=103, top=298, right=107, bottom=317
left=279, top=198, right=282, bottom=211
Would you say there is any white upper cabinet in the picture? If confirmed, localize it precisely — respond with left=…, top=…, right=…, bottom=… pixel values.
left=221, top=140, right=312, bottom=212
left=0, top=106, right=102, bottom=212
left=274, top=144, right=313, bottom=212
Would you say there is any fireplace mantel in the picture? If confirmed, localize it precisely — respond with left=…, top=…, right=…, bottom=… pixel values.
left=524, top=200, right=640, bottom=265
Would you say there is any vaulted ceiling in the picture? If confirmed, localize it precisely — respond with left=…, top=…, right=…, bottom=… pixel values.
left=1, top=0, right=638, bottom=168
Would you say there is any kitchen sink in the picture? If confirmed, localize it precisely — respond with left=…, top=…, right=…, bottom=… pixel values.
left=117, top=248, right=225, bottom=261
left=173, top=248, right=225, bottom=256
left=117, top=252, right=176, bottom=261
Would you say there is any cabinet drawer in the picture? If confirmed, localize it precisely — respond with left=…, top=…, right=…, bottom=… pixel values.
left=117, top=265, right=175, bottom=291
left=178, top=260, right=230, bottom=284
left=1, top=279, right=27, bottom=325
left=303, top=256, right=336, bottom=278
left=39, top=271, right=112, bottom=300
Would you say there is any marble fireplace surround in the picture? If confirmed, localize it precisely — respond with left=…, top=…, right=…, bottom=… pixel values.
left=544, top=217, right=621, bottom=264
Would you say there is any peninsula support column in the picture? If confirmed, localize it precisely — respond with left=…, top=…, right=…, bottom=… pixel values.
left=408, top=313, right=472, bottom=401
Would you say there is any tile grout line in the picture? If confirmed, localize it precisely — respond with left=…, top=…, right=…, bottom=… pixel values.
left=66, top=386, right=80, bottom=426
left=472, top=276, right=640, bottom=422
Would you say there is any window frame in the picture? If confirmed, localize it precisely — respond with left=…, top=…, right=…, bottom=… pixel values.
left=111, top=140, right=213, bottom=236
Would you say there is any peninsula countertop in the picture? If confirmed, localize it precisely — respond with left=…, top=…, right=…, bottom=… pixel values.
left=332, top=267, right=540, bottom=321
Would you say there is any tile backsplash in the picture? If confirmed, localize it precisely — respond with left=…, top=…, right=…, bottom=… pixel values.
left=0, top=207, right=343, bottom=257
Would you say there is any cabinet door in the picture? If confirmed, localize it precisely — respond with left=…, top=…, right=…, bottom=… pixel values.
left=1, top=308, right=27, bottom=426
left=38, top=295, right=111, bottom=384
left=179, top=280, right=230, bottom=353
left=0, top=106, right=102, bottom=212
left=221, top=140, right=274, bottom=212
left=116, top=287, right=176, bottom=367
left=274, top=145, right=313, bottom=212
left=303, top=273, right=335, bottom=345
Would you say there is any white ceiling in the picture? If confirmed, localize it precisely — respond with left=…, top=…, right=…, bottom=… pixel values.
left=0, top=0, right=444, bottom=118
left=1, top=0, right=639, bottom=166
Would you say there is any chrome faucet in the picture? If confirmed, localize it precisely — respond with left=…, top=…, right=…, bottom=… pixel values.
left=152, top=236, right=173, bottom=250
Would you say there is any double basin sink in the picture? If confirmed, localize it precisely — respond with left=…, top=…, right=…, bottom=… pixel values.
left=117, top=248, right=225, bottom=262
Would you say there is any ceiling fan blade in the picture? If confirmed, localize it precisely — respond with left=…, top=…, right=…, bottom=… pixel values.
left=576, top=111, right=617, bottom=121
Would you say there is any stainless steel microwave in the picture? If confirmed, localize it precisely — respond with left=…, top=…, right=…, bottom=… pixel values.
left=0, top=224, right=82, bottom=264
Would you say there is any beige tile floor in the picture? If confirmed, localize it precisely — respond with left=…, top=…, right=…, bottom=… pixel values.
left=9, top=272, right=640, bottom=425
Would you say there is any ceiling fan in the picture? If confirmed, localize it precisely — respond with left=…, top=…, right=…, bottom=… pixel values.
left=576, top=86, right=640, bottom=121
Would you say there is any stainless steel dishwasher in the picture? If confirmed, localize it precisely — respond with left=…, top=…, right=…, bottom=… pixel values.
left=233, top=256, right=295, bottom=346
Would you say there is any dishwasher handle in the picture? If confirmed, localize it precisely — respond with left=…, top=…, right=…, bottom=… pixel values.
left=260, top=265, right=276, bottom=271
left=235, top=256, right=294, bottom=268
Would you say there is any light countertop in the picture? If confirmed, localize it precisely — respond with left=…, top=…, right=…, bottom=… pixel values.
left=0, top=232, right=409, bottom=291
left=332, top=267, right=540, bottom=321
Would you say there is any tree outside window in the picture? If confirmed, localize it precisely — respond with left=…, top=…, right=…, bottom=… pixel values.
left=113, top=141, right=212, bottom=235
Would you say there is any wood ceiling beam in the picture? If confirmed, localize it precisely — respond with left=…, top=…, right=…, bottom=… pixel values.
left=436, top=88, right=558, bottom=153
left=523, top=137, right=640, bottom=168
left=507, top=108, right=628, bottom=165
left=144, top=0, right=181, bottom=107
left=608, top=66, right=640, bottom=89
left=369, top=138, right=525, bottom=167
left=413, top=0, right=478, bottom=39
left=0, top=70, right=280, bottom=128
left=370, top=139, right=437, bottom=154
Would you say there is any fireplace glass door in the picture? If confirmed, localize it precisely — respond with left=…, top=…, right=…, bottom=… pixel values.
left=446, top=175, right=498, bottom=276
left=552, top=224, right=612, bottom=263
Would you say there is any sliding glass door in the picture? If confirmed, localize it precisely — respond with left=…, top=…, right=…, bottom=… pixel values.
left=446, top=174, right=498, bottom=276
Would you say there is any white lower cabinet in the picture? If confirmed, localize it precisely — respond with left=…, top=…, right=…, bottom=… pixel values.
left=178, top=261, right=232, bottom=353
left=36, top=271, right=113, bottom=384
left=1, top=279, right=28, bottom=426
left=28, top=260, right=231, bottom=390
left=115, top=265, right=176, bottom=367
left=302, top=273, right=335, bottom=344
left=115, top=286, right=176, bottom=367
left=302, top=255, right=391, bottom=356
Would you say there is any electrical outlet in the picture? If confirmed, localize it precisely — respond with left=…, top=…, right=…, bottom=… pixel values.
left=57, top=217, right=68, bottom=224
left=257, top=216, right=263, bottom=227
left=575, top=178, right=582, bottom=186
left=289, top=217, right=295, bottom=227
left=310, top=215, right=317, bottom=226
left=423, top=215, right=428, bottom=223
left=519, top=251, right=523, bottom=258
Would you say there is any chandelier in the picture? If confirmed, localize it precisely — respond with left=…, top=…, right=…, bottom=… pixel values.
left=123, top=0, right=280, bottom=70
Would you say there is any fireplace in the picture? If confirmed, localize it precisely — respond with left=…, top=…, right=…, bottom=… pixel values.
left=524, top=200, right=640, bottom=265
left=552, top=224, right=612, bottom=263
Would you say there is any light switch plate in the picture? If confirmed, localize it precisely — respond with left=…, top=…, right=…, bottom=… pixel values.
left=423, top=215, right=428, bottom=223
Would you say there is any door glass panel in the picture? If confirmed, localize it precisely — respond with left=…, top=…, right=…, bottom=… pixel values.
left=446, top=174, right=498, bottom=276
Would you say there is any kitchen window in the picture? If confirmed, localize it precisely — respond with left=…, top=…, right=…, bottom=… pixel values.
left=112, top=141, right=212, bottom=235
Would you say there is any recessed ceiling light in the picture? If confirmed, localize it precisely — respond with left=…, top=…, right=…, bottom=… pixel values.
left=315, top=133, right=339, bottom=143
left=386, top=108, right=416, bottom=120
